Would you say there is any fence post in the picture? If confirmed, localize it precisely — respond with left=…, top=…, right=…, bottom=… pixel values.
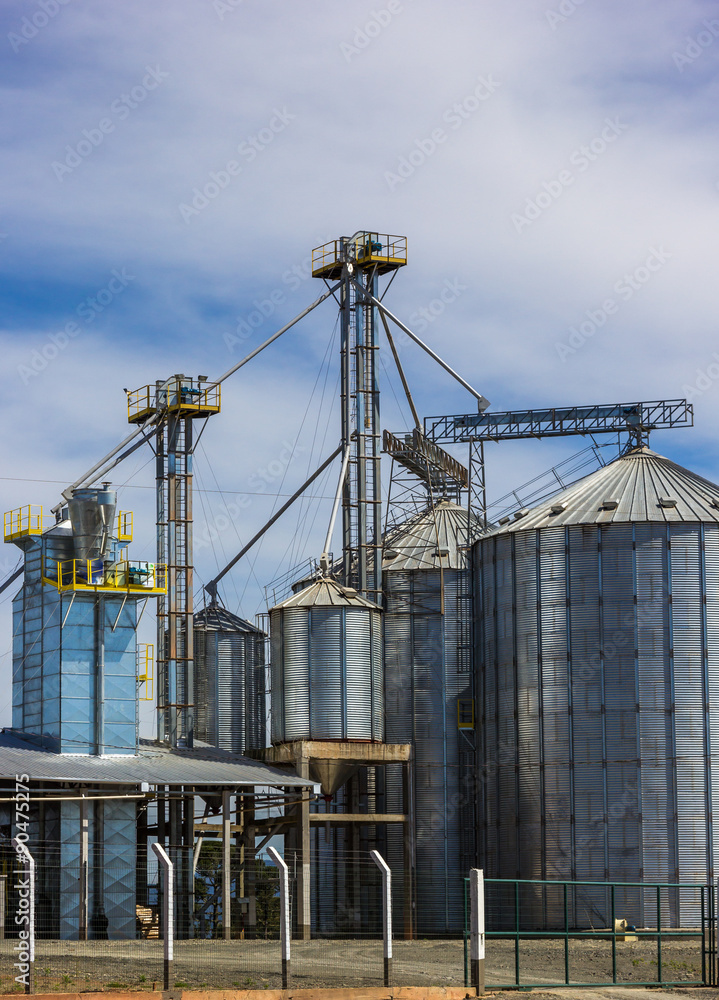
left=267, top=847, right=290, bottom=988
left=370, top=850, right=393, bottom=987
left=152, top=843, right=174, bottom=990
left=12, top=838, right=34, bottom=995
left=470, top=868, right=485, bottom=995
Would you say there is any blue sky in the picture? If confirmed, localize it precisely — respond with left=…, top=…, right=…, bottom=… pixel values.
left=1, top=0, right=718, bottom=733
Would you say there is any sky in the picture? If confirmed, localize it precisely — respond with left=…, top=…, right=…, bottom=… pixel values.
left=0, top=0, right=718, bottom=734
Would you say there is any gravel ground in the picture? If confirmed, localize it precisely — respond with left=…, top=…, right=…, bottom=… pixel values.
left=0, top=935, right=709, bottom=993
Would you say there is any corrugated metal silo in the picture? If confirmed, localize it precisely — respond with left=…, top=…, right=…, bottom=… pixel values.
left=475, top=445, right=719, bottom=927
left=194, top=606, right=266, bottom=753
left=383, top=500, right=479, bottom=934
left=269, top=578, right=383, bottom=743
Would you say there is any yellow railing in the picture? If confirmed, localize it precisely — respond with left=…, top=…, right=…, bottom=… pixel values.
left=311, top=232, right=407, bottom=277
left=116, top=511, right=133, bottom=542
left=4, top=505, right=45, bottom=542
left=137, top=644, right=154, bottom=701
left=127, top=379, right=221, bottom=422
left=45, top=559, right=167, bottom=594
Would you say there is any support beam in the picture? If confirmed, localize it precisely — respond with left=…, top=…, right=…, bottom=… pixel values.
left=215, top=283, right=341, bottom=385
left=353, top=280, right=490, bottom=412
left=205, top=445, right=342, bottom=601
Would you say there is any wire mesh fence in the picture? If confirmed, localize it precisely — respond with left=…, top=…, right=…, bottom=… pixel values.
left=0, top=844, right=469, bottom=992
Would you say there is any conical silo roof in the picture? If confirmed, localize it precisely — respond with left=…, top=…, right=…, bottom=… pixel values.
left=487, top=445, right=719, bottom=534
left=383, top=499, right=483, bottom=571
left=194, top=606, right=263, bottom=634
left=270, top=576, right=380, bottom=612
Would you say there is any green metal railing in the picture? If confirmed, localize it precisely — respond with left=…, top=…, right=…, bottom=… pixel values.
left=464, top=877, right=716, bottom=990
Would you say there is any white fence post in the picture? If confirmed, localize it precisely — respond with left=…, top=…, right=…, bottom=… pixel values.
left=267, top=847, right=291, bottom=988
left=470, top=868, right=485, bottom=994
left=152, top=843, right=174, bottom=990
left=370, top=850, right=393, bottom=987
left=12, top=838, right=34, bottom=995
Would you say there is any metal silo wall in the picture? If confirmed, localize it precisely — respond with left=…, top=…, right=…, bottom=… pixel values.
left=270, top=606, right=382, bottom=743
left=477, top=522, right=719, bottom=929
left=195, top=626, right=266, bottom=753
left=383, top=567, right=472, bottom=934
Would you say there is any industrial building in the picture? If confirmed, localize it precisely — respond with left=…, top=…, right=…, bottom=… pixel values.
left=0, top=230, right=711, bottom=944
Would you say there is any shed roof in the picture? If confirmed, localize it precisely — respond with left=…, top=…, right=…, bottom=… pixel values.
left=0, top=731, right=312, bottom=788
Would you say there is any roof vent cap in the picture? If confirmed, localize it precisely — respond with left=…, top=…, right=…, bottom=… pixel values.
left=658, top=497, right=677, bottom=508
left=550, top=502, right=567, bottom=515
left=710, top=499, right=719, bottom=510
left=384, top=548, right=399, bottom=560
left=513, top=508, right=529, bottom=520
left=434, top=546, right=450, bottom=557
left=602, top=498, right=619, bottom=510
left=498, top=516, right=511, bottom=525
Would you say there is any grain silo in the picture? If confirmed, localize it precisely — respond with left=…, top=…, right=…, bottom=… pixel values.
left=194, top=606, right=266, bottom=753
left=383, top=499, right=480, bottom=934
left=475, top=445, right=719, bottom=927
left=269, top=577, right=383, bottom=745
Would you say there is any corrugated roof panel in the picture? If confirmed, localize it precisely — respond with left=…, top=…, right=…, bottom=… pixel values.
left=0, top=732, right=312, bottom=787
left=270, top=576, right=380, bottom=611
left=485, top=446, right=719, bottom=534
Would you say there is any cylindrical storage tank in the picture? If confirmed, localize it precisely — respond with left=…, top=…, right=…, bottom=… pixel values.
left=270, top=578, right=383, bottom=742
left=194, top=606, right=266, bottom=753
left=475, top=446, right=719, bottom=929
left=383, top=500, right=480, bottom=935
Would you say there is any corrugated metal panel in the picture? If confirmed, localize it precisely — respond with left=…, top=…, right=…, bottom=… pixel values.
left=270, top=601, right=383, bottom=743
left=476, top=510, right=719, bottom=929
left=382, top=563, right=470, bottom=934
left=194, top=607, right=266, bottom=754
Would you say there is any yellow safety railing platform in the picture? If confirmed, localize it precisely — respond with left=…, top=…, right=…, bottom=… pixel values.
left=128, top=377, right=221, bottom=424
left=116, top=511, right=133, bottom=542
left=4, top=505, right=47, bottom=542
left=312, top=233, right=407, bottom=279
left=137, top=644, right=154, bottom=701
left=42, top=559, right=167, bottom=594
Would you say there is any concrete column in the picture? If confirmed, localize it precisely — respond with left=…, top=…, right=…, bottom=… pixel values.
left=79, top=799, right=89, bottom=941
left=402, top=759, right=414, bottom=939
left=296, top=755, right=311, bottom=940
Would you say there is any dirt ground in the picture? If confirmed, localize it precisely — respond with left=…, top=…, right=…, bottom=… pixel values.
left=0, top=936, right=709, bottom=992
